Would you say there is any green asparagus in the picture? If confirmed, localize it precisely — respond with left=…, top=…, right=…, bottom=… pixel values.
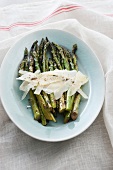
left=48, top=59, right=57, bottom=109
left=71, top=94, right=81, bottom=120
left=50, top=43, right=62, bottom=70
left=18, top=37, right=84, bottom=125
left=18, top=48, right=28, bottom=77
left=52, top=48, right=66, bottom=113
left=32, top=40, right=56, bottom=122
left=39, top=105, right=47, bottom=126
left=29, top=90, right=40, bottom=120
left=72, top=44, right=78, bottom=71
left=36, top=94, right=56, bottom=122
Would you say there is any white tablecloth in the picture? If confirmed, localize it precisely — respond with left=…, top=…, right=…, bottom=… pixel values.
left=0, top=0, right=113, bottom=169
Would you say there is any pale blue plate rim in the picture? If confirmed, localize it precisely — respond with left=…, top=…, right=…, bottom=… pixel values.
left=0, top=29, right=105, bottom=142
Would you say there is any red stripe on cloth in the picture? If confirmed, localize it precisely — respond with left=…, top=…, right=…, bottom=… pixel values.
left=0, top=5, right=82, bottom=31
left=105, top=14, right=113, bottom=17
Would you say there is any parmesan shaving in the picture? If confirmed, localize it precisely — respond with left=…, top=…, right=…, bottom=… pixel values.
left=17, top=69, right=88, bottom=100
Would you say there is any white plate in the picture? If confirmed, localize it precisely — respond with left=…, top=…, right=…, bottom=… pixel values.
left=0, top=29, right=105, bottom=142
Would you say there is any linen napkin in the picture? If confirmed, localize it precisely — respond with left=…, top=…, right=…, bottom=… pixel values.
left=0, top=0, right=113, bottom=169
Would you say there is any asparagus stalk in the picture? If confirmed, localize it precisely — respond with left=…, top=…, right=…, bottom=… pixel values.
left=51, top=48, right=66, bottom=113
left=18, top=48, right=28, bottom=77
left=48, top=59, right=57, bottom=109
left=29, top=47, right=40, bottom=120
left=64, top=94, right=75, bottom=123
left=39, top=38, right=45, bottom=72
left=49, top=92, right=57, bottom=109
left=31, top=40, right=38, bottom=51
left=50, top=43, right=62, bottom=70
left=31, top=51, right=40, bottom=71
left=64, top=49, right=81, bottom=122
left=53, top=42, right=70, bottom=70
left=42, top=41, right=49, bottom=72
left=33, top=40, right=53, bottom=111
left=66, top=91, right=75, bottom=111
left=66, top=50, right=75, bottom=70
left=41, top=40, right=56, bottom=110
left=33, top=40, right=56, bottom=123
left=71, top=94, right=81, bottom=120
left=71, top=45, right=81, bottom=119
left=42, top=91, right=53, bottom=111
left=29, top=51, right=34, bottom=73
left=49, top=59, right=53, bottom=70
left=29, top=40, right=39, bottom=72
left=39, top=105, right=47, bottom=126
left=61, top=47, right=76, bottom=122
left=24, top=48, right=29, bottom=71
left=60, top=48, right=74, bottom=112
left=29, top=90, right=40, bottom=120
left=45, top=39, right=50, bottom=71
left=36, top=94, right=56, bottom=122
left=52, top=43, right=74, bottom=116
left=64, top=111, right=71, bottom=124
left=33, top=41, right=47, bottom=125
left=29, top=41, right=53, bottom=124
left=59, top=95, right=66, bottom=113
left=19, top=46, right=41, bottom=121
left=72, top=44, right=78, bottom=71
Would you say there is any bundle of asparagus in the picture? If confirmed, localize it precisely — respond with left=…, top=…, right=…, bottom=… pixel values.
left=18, top=37, right=81, bottom=125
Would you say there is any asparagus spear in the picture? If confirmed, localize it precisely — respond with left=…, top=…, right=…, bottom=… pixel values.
left=52, top=45, right=75, bottom=116
left=29, top=42, right=53, bottom=124
left=42, top=41, right=49, bottom=72
left=71, top=94, right=81, bottom=120
left=29, top=51, right=34, bottom=73
left=52, top=43, right=74, bottom=116
left=49, top=92, right=57, bottom=109
left=51, top=49, right=66, bottom=113
left=36, top=94, right=56, bottom=122
left=29, top=50, right=40, bottom=120
left=64, top=111, right=71, bottom=124
left=32, top=40, right=56, bottom=123
left=48, top=59, right=57, bottom=109
left=31, top=40, right=38, bottom=51
left=19, top=47, right=41, bottom=121
left=24, top=47, right=29, bottom=71
left=50, top=43, right=62, bottom=70
left=39, top=105, right=47, bottom=126
left=62, top=47, right=76, bottom=122
left=29, top=90, right=40, bottom=120
left=41, top=40, right=56, bottom=110
left=53, top=42, right=70, bottom=70
left=59, top=48, right=74, bottom=112
left=39, top=38, right=45, bottom=71
left=64, top=93, right=75, bottom=123
left=29, top=41, right=39, bottom=72
left=31, top=51, right=40, bottom=71
left=18, top=48, right=28, bottom=77
left=52, top=43, right=68, bottom=113
left=72, top=44, right=78, bottom=71
left=33, top=40, right=53, bottom=111
left=32, top=41, right=48, bottom=125
left=65, top=50, right=75, bottom=70
left=59, top=94, right=66, bottom=113
left=71, top=44, right=81, bottom=119
left=42, top=91, right=53, bottom=111
left=66, top=91, right=75, bottom=111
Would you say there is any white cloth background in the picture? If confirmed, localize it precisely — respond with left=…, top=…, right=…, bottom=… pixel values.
left=0, top=0, right=113, bottom=169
